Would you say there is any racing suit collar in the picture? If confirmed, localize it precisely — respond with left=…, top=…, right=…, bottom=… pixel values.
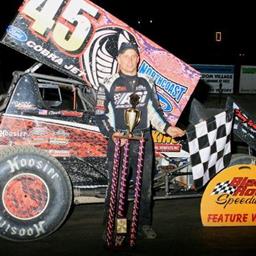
left=119, top=71, right=138, bottom=80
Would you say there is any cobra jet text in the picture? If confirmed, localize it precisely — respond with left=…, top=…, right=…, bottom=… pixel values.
left=26, top=40, right=63, bottom=65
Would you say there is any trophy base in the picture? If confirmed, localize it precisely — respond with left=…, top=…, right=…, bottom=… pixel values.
left=113, top=133, right=144, bottom=141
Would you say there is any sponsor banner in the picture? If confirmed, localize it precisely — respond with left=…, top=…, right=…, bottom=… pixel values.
left=201, top=164, right=256, bottom=226
left=192, top=64, right=234, bottom=94
left=154, top=143, right=181, bottom=153
left=0, top=116, right=107, bottom=158
left=226, top=97, right=256, bottom=151
left=239, top=65, right=256, bottom=94
left=1, top=0, right=200, bottom=125
left=152, top=130, right=181, bottom=152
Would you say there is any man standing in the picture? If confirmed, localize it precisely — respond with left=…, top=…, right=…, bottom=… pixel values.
left=95, top=42, right=185, bottom=239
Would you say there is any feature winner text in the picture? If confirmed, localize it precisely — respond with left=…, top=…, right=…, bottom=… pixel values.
left=207, top=213, right=256, bottom=223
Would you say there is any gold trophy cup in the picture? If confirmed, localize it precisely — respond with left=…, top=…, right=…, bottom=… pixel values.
left=124, top=108, right=141, bottom=135
left=124, top=93, right=141, bottom=136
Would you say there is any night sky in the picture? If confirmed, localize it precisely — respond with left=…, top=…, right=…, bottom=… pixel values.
left=0, top=0, right=255, bottom=89
left=94, top=0, right=256, bottom=65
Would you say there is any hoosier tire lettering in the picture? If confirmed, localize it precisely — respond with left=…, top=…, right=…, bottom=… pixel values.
left=7, top=156, right=60, bottom=180
left=0, top=217, right=46, bottom=237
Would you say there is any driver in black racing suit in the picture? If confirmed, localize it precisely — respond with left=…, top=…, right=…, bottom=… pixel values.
left=95, top=42, right=185, bottom=239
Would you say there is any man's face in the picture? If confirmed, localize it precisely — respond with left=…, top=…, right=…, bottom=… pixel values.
left=117, top=49, right=139, bottom=75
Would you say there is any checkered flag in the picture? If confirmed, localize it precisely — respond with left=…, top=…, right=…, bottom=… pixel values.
left=186, top=109, right=233, bottom=190
left=211, top=180, right=236, bottom=195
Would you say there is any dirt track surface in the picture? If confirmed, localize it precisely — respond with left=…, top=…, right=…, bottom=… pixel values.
left=1, top=198, right=256, bottom=256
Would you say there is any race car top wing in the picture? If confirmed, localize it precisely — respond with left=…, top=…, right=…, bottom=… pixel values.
left=1, top=0, right=201, bottom=125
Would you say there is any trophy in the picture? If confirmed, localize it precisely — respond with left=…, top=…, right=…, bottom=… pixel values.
left=124, top=93, right=141, bottom=136
left=106, top=92, right=145, bottom=248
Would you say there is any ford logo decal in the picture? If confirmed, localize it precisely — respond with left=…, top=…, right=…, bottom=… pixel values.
left=158, top=94, right=173, bottom=112
left=6, top=25, right=28, bottom=42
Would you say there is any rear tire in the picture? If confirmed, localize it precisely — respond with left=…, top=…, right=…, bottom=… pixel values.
left=0, top=146, right=72, bottom=241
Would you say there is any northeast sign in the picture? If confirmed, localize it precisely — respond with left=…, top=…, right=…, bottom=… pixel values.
left=1, top=0, right=200, bottom=125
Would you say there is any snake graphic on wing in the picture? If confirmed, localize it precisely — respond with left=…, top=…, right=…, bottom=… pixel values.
left=82, top=27, right=138, bottom=90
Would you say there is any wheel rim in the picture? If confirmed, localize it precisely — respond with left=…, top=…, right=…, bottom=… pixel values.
left=2, top=173, right=50, bottom=220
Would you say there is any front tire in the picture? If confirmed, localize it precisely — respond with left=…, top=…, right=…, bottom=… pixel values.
left=0, top=146, right=72, bottom=241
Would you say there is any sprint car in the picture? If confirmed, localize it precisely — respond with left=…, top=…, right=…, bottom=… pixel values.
left=0, top=63, right=192, bottom=241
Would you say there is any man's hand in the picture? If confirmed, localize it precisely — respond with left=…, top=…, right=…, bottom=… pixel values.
left=166, top=126, right=185, bottom=138
left=112, top=132, right=127, bottom=147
